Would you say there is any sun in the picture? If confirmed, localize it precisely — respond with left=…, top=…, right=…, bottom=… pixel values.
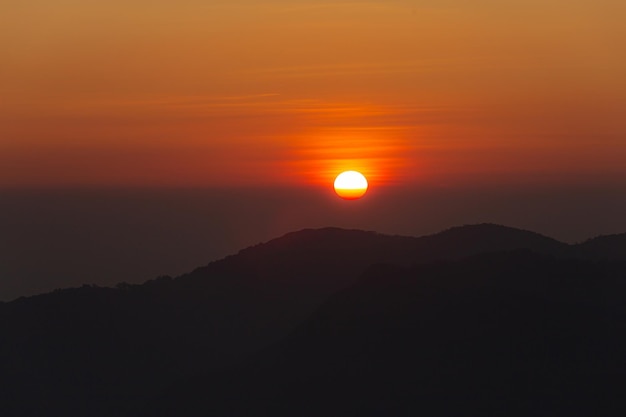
left=334, top=171, right=368, bottom=200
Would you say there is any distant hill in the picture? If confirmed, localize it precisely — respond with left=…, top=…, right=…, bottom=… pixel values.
left=1, top=224, right=625, bottom=416
left=574, top=232, right=626, bottom=260
left=148, top=252, right=626, bottom=417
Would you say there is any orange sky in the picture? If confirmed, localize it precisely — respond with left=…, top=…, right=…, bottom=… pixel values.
left=1, top=0, right=625, bottom=187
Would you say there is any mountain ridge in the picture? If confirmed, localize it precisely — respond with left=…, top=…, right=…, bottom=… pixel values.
left=8, top=223, right=624, bottom=304
left=148, top=251, right=626, bottom=417
left=2, top=223, right=626, bottom=416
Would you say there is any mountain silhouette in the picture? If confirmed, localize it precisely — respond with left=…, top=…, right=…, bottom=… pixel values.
left=1, top=224, right=625, bottom=416
left=147, top=252, right=626, bottom=417
left=575, top=232, right=626, bottom=260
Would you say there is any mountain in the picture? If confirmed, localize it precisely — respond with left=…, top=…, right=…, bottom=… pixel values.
left=147, top=252, right=626, bottom=417
left=575, top=233, right=626, bottom=260
left=1, top=224, right=625, bottom=416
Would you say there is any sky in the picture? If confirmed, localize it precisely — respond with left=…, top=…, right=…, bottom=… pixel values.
left=2, top=0, right=625, bottom=187
left=1, top=1, right=626, bottom=299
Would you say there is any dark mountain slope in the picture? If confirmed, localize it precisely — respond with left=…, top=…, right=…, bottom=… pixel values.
left=149, top=252, right=626, bottom=417
left=190, top=224, right=568, bottom=285
left=575, top=232, right=626, bottom=260
left=409, top=223, right=568, bottom=260
left=1, top=224, right=624, bottom=416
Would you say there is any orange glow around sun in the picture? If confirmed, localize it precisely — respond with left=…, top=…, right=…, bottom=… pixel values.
left=1, top=2, right=624, bottom=188
left=334, top=171, right=368, bottom=199
left=290, top=122, right=414, bottom=187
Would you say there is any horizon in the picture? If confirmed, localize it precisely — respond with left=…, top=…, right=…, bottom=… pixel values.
left=2, top=184, right=626, bottom=301
left=2, top=0, right=625, bottom=298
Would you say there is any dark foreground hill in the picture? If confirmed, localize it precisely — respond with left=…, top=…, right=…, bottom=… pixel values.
left=147, top=252, right=626, bottom=417
left=1, top=224, right=626, bottom=416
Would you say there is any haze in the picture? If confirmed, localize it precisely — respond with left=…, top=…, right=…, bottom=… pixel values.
left=1, top=1, right=625, bottom=300
left=1, top=185, right=625, bottom=301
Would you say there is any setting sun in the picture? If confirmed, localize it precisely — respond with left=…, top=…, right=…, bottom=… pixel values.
left=334, top=171, right=368, bottom=200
